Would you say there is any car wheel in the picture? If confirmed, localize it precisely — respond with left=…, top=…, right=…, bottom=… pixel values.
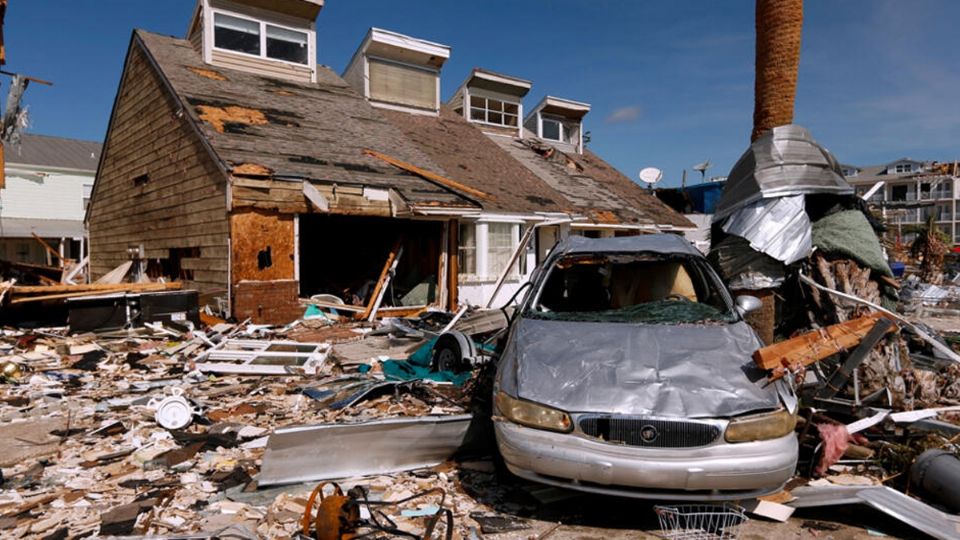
left=432, top=331, right=474, bottom=373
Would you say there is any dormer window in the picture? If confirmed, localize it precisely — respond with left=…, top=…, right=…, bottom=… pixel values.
left=267, top=26, right=309, bottom=64
left=449, top=69, right=531, bottom=135
left=541, top=116, right=565, bottom=141
left=343, top=28, right=450, bottom=115
left=469, top=96, right=519, bottom=128
left=895, top=163, right=913, bottom=174
left=192, top=0, right=319, bottom=83
left=212, top=12, right=309, bottom=65
left=214, top=13, right=260, bottom=55
left=524, top=96, right=591, bottom=154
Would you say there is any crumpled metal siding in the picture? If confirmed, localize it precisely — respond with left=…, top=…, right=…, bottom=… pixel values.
left=713, top=125, right=854, bottom=222
left=498, top=318, right=779, bottom=419
left=721, top=195, right=812, bottom=265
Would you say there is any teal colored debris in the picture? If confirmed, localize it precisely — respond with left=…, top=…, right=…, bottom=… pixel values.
left=357, top=337, right=471, bottom=386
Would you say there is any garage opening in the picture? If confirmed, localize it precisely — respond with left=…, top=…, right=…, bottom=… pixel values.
left=298, top=215, right=444, bottom=309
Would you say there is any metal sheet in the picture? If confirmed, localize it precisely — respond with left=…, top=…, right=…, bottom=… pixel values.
left=713, top=125, right=854, bottom=221
left=498, top=317, right=779, bottom=418
left=721, top=195, right=811, bottom=265
left=258, top=415, right=472, bottom=486
left=555, top=234, right=702, bottom=257
left=709, top=235, right=786, bottom=290
left=789, top=486, right=960, bottom=540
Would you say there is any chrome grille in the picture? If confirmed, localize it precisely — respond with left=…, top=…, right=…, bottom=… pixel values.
left=578, top=416, right=721, bottom=448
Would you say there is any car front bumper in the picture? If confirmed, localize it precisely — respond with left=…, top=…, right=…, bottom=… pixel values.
left=494, top=419, right=797, bottom=500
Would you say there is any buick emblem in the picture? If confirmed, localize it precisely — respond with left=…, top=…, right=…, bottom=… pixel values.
left=640, top=425, right=658, bottom=443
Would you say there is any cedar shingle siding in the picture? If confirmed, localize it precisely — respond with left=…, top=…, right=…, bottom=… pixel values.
left=87, top=39, right=229, bottom=295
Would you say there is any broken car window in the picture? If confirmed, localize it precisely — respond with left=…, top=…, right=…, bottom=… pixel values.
left=529, top=253, right=736, bottom=324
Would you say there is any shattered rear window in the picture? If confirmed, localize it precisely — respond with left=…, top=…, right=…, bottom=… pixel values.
left=527, top=253, right=737, bottom=324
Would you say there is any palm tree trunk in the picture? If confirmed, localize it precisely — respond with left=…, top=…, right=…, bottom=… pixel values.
left=752, top=0, right=804, bottom=142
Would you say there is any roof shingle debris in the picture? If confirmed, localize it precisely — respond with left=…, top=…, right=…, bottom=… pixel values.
left=135, top=30, right=689, bottom=226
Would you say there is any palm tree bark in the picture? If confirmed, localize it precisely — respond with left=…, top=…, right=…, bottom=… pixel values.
left=752, top=0, right=804, bottom=142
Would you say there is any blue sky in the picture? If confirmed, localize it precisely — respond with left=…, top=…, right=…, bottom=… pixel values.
left=6, top=1, right=960, bottom=187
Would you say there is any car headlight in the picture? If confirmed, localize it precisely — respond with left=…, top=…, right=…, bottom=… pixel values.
left=495, top=391, right=572, bottom=433
left=724, top=408, right=797, bottom=443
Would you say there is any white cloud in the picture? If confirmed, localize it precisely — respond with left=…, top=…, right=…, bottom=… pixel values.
left=605, top=105, right=642, bottom=124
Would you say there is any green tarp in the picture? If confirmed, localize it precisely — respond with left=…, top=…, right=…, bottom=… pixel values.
left=812, top=210, right=892, bottom=277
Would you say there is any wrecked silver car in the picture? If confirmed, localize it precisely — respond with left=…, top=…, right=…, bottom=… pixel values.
left=493, top=234, right=798, bottom=500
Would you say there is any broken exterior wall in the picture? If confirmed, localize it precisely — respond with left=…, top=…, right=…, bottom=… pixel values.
left=87, top=40, right=229, bottom=298
left=230, top=208, right=300, bottom=323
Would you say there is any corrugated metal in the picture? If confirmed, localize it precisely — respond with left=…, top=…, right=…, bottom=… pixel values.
left=713, top=125, right=853, bottom=221
left=5, top=134, right=101, bottom=171
left=721, top=195, right=811, bottom=265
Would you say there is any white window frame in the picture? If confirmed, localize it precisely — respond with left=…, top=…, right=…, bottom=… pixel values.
left=457, top=221, right=523, bottom=281
left=468, top=95, right=520, bottom=128
left=209, top=7, right=313, bottom=69
left=540, top=115, right=567, bottom=142
left=894, top=163, right=914, bottom=174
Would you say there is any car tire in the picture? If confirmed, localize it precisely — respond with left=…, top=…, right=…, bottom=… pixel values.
left=432, top=331, right=475, bottom=373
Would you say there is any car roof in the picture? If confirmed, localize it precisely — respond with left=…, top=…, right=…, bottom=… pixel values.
left=554, top=233, right=702, bottom=257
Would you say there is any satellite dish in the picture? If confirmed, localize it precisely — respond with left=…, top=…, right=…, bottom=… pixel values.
left=692, top=160, right=711, bottom=182
left=638, top=167, right=663, bottom=185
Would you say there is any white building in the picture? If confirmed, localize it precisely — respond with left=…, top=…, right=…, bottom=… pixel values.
left=0, top=134, right=101, bottom=265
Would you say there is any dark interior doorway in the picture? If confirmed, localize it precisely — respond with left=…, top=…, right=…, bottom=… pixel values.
left=298, top=215, right=443, bottom=307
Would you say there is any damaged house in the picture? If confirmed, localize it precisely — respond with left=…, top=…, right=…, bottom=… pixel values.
left=0, top=134, right=100, bottom=266
left=86, top=0, right=690, bottom=323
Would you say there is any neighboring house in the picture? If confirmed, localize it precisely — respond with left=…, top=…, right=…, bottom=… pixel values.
left=0, top=133, right=101, bottom=265
left=87, top=0, right=691, bottom=323
left=844, top=158, right=958, bottom=245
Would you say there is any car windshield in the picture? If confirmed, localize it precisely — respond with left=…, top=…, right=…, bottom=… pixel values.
left=528, top=252, right=737, bottom=324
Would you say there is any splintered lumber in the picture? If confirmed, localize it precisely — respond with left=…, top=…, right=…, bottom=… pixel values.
left=10, top=282, right=182, bottom=304
left=94, top=261, right=133, bottom=285
left=362, top=148, right=493, bottom=201
left=753, top=313, right=897, bottom=371
left=31, top=233, right=64, bottom=267
left=360, top=241, right=403, bottom=321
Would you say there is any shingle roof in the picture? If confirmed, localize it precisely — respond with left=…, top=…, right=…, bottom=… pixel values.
left=136, top=30, right=475, bottom=210
left=6, top=133, right=101, bottom=172
left=378, top=107, right=574, bottom=214
left=135, top=30, right=690, bottom=228
left=490, top=136, right=692, bottom=228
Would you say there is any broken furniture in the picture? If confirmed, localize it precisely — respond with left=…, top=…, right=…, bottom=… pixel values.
left=193, top=339, right=329, bottom=375
left=66, top=289, right=200, bottom=333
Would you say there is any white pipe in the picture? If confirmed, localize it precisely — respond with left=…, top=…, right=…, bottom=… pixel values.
left=798, top=273, right=960, bottom=364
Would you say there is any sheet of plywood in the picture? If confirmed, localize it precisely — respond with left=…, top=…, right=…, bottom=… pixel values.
left=230, top=209, right=295, bottom=284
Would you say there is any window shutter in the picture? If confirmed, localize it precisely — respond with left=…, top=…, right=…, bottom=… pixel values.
left=368, top=59, right=437, bottom=110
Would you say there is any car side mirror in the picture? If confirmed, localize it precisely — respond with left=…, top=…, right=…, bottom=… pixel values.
left=735, top=295, right=762, bottom=316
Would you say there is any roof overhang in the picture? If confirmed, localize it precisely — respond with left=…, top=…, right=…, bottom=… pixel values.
left=459, top=68, right=531, bottom=98
left=528, top=95, right=591, bottom=121
left=358, top=27, right=450, bottom=69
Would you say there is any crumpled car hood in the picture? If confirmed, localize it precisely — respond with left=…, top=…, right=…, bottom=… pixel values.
left=498, top=317, right=780, bottom=418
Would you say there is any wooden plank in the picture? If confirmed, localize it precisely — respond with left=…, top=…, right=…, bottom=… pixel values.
left=12, top=280, right=174, bottom=295
left=814, top=318, right=895, bottom=396
left=93, top=261, right=133, bottom=284
left=753, top=313, right=896, bottom=371
left=359, top=240, right=402, bottom=320
left=32, top=233, right=64, bottom=267
left=302, top=181, right=329, bottom=212
left=11, top=282, right=182, bottom=304
left=363, top=148, right=492, bottom=201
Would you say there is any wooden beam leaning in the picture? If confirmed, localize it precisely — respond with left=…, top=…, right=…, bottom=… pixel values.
left=753, top=312, right=897, bottom=372
left=362, top=148, right=493, bottom=201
